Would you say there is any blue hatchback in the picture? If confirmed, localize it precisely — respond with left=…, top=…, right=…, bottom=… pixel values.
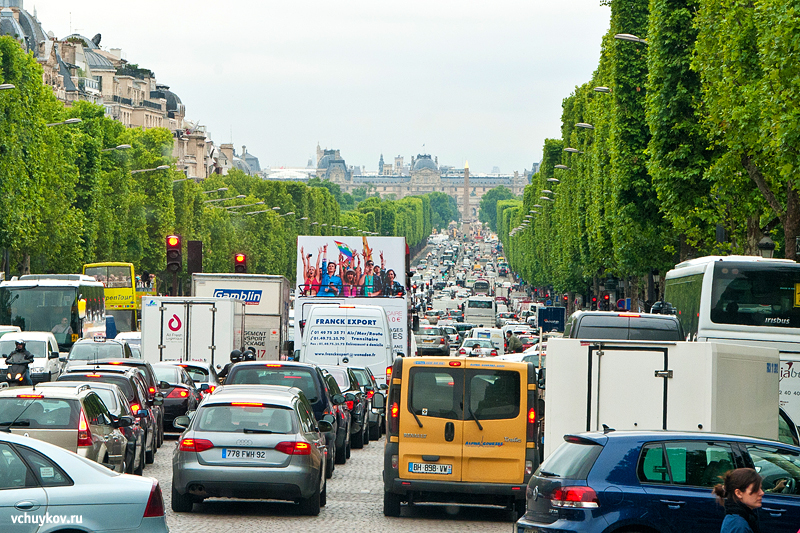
left=516, top=431, right=800, bottom=533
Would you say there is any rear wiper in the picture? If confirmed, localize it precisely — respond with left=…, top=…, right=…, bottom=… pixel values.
left=538, top=470, right=558, bottom=477
left=410, top=409, right=423, bottom=428
left=242, top=428, right=274, bottom=434
left=0, top=420, right=30, bottom=427
left=467, top=405, right=483, bottom=431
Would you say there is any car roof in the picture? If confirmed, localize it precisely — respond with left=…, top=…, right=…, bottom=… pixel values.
left=36, top=381, right=124, bottom=394
left=567, top=430, right=800, bottom=449
left=63, top=365, right=136, bottom=376
left=0, top=384, right=92, bottom=399
left=0, top=332, right=55, bottom=342
left=569, top=310, right=680, bottom=321
left=231, top=361, right=317, bottom=370
left=157, top=361, right=213, bottom=370
left=207, top=385, right=302, bottom=405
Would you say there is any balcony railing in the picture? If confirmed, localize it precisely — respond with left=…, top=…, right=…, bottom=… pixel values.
left=77, top=77, right=100, bottom=94
left=141, top=100, right=162, bottom=111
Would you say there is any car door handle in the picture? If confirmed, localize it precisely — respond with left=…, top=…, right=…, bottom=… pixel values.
left=659, top=500, right=686, bottom=509
left=763, top=507, right=786, bottom=516
left=15, top=500, right=37, bottom=510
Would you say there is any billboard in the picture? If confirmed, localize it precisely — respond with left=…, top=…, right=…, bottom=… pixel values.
left=295, top=236, right=406, bottom=299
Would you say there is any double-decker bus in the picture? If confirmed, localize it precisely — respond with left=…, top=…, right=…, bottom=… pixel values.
left=82, top=262, right=156, bottom=332
left=0, top=274, right=105, bottom=351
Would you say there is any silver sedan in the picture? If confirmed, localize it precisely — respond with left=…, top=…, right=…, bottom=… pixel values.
left=171, top=384, right=332, bottom=515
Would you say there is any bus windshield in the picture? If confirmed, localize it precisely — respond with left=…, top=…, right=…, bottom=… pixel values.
left=468, top=300, right=493, bottom=309
left=710, top=262, right=800, bottom=328
left=0, top=287, right=77, bottom=344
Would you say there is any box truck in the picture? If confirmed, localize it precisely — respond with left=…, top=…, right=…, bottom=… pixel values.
left=192, top=273, right=290, bottom=360
left=543, top=338, right=780, bottom=458
left=141, top=296, right=245, bottom=368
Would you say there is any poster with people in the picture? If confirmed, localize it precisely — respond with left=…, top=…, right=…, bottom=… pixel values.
left=296, top=236, right=407, bottom=299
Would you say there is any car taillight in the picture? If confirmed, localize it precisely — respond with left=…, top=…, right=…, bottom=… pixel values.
left=167, top=387, right=190, bottom=398
left=388, top=400, right=400, bottom=435
left=143, top=480, right=165, bottom=517
left=440, top=338, right=445, bottom=344
left=130, top=403, right=141, bottom=415
left=205, top=385, right=216, bottom=394
left=275, top=441, right=312, bottom=455
left=527, top=391, right=537, bottom=442
left=77, top=410, right=93, bottom=447
left=366, top=390, right=375, bottom=399
left=149, top=387, right=156, bottom=394
left=550, top=486, right=599, bottom=508
left=386, top=366, right=393, bottom=379
left=459, top=348, right=466, bottom=355
left=491, top=350, right=498, bottom=356
left=345, top=400, right=354, bottom=411
left=179, top=438, right=214, bottom=452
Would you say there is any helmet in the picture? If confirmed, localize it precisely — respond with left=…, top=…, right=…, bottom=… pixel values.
left=14, top=339, right=25, bottom=347
left=229, top=349, right=242, bottom=363
left=242, top=349, right=256, bottom=362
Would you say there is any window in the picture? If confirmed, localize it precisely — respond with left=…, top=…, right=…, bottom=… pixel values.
left=710, top=262, right=800, bottom=327
left=664, top=441, right=736, bottom=487
left=746, top=445, right=800, bottom=495
left=638, top=443, right=671, bottom=483
left=0, top=398, right=79, bottom=430
left=537, top=441, right=602, bottom=480
left=83, top=393, right=109, bottom=426
left=296, top=402, right=314, bottom=433
left=467, top=370, right=519, bottom=420
left=196, top=404, right=295, bottom=433
left=229, top=368, right=320, bottom=403
left=0, top=443, right=34, bottom=489
left=16, top=446, right=72, bottom=487
left=408, top=368, right=461, bottom=420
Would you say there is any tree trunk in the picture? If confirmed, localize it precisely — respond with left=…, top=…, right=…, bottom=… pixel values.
left=746, top=216, right=762, bottom=256
left=785, top=182, right=800, bottom=261
left=22, top=254, right=30, bottom=276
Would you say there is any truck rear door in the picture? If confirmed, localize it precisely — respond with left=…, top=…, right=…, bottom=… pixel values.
left=461, top=360, right=526, bottom=484
left=398, top=359, right=464, bottom=481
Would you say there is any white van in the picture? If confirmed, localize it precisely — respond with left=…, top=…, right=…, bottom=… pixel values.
left=0, top=331, right=62, bottom=383
left=300, top=304, right=395, bottom=386
left=465, top=327, right=505, bottom=356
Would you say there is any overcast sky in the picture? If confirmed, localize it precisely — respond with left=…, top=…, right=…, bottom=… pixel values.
left=32, top=0, right=610, bottom=174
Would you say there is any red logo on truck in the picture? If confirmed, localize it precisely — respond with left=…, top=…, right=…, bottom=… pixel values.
left=168, top=314, right=182, bottom=332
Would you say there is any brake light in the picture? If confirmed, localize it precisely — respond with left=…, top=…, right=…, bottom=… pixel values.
left=551, top=486, right=599, bottom=508
left=345, top=400, right=354, bottom=411
left=108, top=361, right=124, bottom=365
left=266, top=364, right=282, bottom=367
left=231, top=402, right=263, bottom=407
left=459, top=348, right=466, bottom=355
left=17, top=394, right=43, bottom=398
left=143, top=480, right=165, bottom=517
left=86, top=373, right=102, bottom=377
left=449, top=361, right=461, bottom=367
left=366, top=390, right=375, bottom=399
left=130, top=403, right=141, bottom=414
left=528, top=407, right=536, bottom=424
left=491, top=350, right=498, bottom=356
left=179, top=438, right=214, bottom=452
left=205, top=385, right=216, bottom=394
left=386, top=366, right=393, bottom=379
left=391, top=403, right=399, bottom=418
left=440, top=338, right=445, bottom=344
left=167, top=387, right=190, bottom=398
left=78, top=410, right=93, bottom=447
left=275, top=441, right=312, bottom=455
left=149, top=387, right=156, bottom=394
left=618, top=313, right=641, bottom=318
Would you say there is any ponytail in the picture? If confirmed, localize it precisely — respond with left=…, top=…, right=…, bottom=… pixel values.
left=712, top=468, right=762, bottom=506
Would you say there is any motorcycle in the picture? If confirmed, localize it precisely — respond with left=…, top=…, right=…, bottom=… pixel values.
left=4, top=355, right=32, bottom=387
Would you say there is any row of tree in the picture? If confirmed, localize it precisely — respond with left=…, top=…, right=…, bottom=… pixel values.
left=0, top=36, right=458, bottom=285
left=498, top=0, right=798, bottom=301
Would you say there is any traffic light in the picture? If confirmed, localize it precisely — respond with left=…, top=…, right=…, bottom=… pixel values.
left=234, top=253, right=247, bottom=273
left=563, top=294, right=568, bottom=303
left=591, top=296, right=598, bottom=310
left=166, top=235, right=182, bottom=272
left=603, top=293, right=610, bottom=311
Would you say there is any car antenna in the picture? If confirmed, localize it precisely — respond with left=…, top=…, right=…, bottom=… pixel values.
left=602, top=424, right=615, bottom=434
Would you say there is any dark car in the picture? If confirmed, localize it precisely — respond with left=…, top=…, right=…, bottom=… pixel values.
left=319, top=371, right=352, bottom=463
left=58, top=366, right=160, bottom=465
left=151, top=363, right=202, bottom=433
left=447, top=309, right=464, bottom=322
left=225, top=361, right=347, bottom=478
left=563, top=311, right=684, bottom=341
left=516, top=430, right=800, bottom=532
left=415, top=326, right=450, bottom=356
left=321, top=366, right=368, bottom=449
left=348, top=365, right=386, bottom=441
left=75, top=359, right=168, bottom=448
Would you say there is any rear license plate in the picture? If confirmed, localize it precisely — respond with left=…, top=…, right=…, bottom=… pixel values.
left=222, top=448, right=267, bottom=460
left=408, top=462, right=452, bottom=474
left=423, top=339, right=435, bottom=343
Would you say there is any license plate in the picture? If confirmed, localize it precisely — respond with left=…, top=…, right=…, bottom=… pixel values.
left=222, top=448, right=267, bottom=460
left=423, top=339, right=435, bottom=343
left=408, top=462, right=452, bottom=474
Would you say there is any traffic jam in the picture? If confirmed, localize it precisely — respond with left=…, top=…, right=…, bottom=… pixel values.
left=1, top=231, right=800, bottom=533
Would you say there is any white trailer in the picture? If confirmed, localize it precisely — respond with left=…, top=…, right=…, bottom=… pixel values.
left=192, top=274, right=290, bottom=360
left=141, top=296, right=245, bottom=368
left=543, top=338, right=780, bottom=458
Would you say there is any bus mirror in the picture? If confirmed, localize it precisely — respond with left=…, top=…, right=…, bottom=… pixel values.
left=77, top=299, right=87, bottom=319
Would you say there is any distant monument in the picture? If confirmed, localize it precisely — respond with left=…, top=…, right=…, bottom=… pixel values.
left=462, top=161, right=470, bottom=238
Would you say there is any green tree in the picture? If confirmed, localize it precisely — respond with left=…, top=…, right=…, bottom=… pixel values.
left=478, top=186, right=516, bottom=232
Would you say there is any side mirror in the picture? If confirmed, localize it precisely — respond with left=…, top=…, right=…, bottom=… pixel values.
left=49, top=351, right=59, bottom=360
left=317, top=420, right=333, bottom=433
left=396, top=352, right=405, bottom=358
left=200, top=383, right=210, bottom=391
left=136, top=409, right=150, bottom=419
left=332, top=394, right=345, bottom=406
left=293, top=350, right=300, bottom=362
left=216, top=364, right=222, bottom=370
left=153, top=392, right=164, bottom=406
left=58, top=356, right=67, bottom=363
left=159, top=381, right=170, bottom=390
left=345, top=392, right=356, bottom=402
left=173, top=415, right=191, bottom=430
left=379, top=383, right=388, bottom=390
left=537, top=368, right=546, bottom=390
left=321, top=414, right=336, bottom=425
left=77, top=298, right=87, bottom=320
left=114, top=415, right=134, bottom=428
left=371, top=392, right=385, bottom=410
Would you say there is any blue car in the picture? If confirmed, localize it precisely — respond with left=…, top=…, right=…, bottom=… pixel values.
left=516, top=430, right=800, bottom=533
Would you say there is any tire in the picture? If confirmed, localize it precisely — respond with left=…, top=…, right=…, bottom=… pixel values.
left=299, top=477, right=321, bottom=516
left=134, top=446, right=144, bottom=476
left=514, top=499, right=526, bottom=520
left=363, top=423, right=370, bottom=445
left=320, top=478, right=327, bottom=507
left=352, top=427, right=364, bottom=449
left=369, top=421, right=381, bottom=441
left=145, top=434, right=155, bottom=464
left=346, top=441, right=351, bottom=459
left=383, top=491, right=401, bottom=517
left=171, top=485, right=194, bottom=513
left=335, top=441, right=347, bottom=464
left=326, top=445, right=335, bottom=478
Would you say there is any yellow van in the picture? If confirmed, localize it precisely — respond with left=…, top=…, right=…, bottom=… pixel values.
left=382, top=356, right=542, bottom=517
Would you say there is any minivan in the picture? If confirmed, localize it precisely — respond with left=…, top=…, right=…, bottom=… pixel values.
left=564, top=311, right=684, bottom=341
left=383, top=356, right=542, bottom=517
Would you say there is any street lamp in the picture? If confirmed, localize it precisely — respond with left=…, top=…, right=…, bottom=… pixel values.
left=541, top=190, right=553, bottom=194
left=564, top=147, right=583, bottom=154
left=594, top=87, right=612, bottom=93
left=576, top=122, right=594, bottom=130
left=101, top=144, right=131, bottom=152
left=539, top=196, right=554, bottom=201
left=46, top=117, right=82, bottom=127
left=204, top=195, right=246, bottom=204
left=225, top=201, right=265, bottom=210
left=614, top=33, right=647, bottom=44
left=533, top=204, right=542, bottom=208
left=0, top=84, right=14, bottom=90
left=271, top=206, right=280, bottom=211
left=554, top=165, right=571, bottom=170
left=758, top=236, right=776, bottom=259
left=547, top=178, right=560, bottom=183
left=279, top=211, right=295, bottom=217
left=131, top=164, right=169, bottom=174
left=202, top=187, right=229, bottom=194
left=300, top=217, right=309, bottom=221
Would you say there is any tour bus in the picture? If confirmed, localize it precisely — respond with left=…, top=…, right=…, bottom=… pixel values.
left=463, top=295, right=496, bottom=327
left=664, top=255, right=800, bottom=422
left=0, top=274, right=106, bottom=351
left=472, top=278, right=492, bottom=296
left=83, top=262, right=157, bottom=332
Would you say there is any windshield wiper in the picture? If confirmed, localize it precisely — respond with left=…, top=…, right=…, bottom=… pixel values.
left=0, top=420, right=30, bottom=427
left=242, top=428, right=274, bottom=434
left=410, top=409, right=423, bottom=428
left=467, top=405, right=483, bottom=431
left=538, top=470, right=558, bottom=477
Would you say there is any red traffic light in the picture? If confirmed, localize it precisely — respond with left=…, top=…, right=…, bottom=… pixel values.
left=167, top=235, right=180, bottom=247
left=604, top=294, right=610, bottom=301
left=592, top=297, right=597, bottom=302
left=235, top=253, right=246, bottom=263
left=166, top=235, right=182, bottom=272
left=563, top=295, right=568, bottom=301
left=234, top=253, right=247, bottom=273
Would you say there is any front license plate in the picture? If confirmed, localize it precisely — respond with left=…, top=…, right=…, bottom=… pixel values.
left=408, top=462, right=452, bottom=474
left=222, top=448, right=267, bottom=460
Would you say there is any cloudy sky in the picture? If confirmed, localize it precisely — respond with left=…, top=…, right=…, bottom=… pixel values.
left=33, top=0, right=610, bottom=173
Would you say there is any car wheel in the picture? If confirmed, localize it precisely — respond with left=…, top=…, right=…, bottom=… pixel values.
left=134, top=446, right=144, bottom=476
left=346, top=440, right=351, bottom=459
left=352, top=426, right=364, bottom=449
left=335, top=441, right=347, bottom=464
left=363, top=422, right=370, bottom=445
left=320, top=477, right=327, bottom=507
left=145, top=434, right=155, bottom=464
left=514, top=499, right=526, bottom=520
left=369, top=421, right=381, bottom=441
left=171, top=485, right=194, bottom=513
left=325, top=445, right=335, bottom=478
left=298, top=476, right=321, bottom=516
left=383, top=491, right=402, bottom=517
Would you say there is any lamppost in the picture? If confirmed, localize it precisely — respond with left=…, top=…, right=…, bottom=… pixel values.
left=131, top=164, right=169, bottom=174
left=101, top=144, right=131, bottom=152
left=46, top=118, right=82, bottom=127
left=204, top=194, right=246, bottom=204
left=758, top=236, right=775, bottom=259
left=202, top=187, right=229, bottom=194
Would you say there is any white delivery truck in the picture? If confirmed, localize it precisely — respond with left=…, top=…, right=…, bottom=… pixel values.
left=543, top=338, right=781, bottom=458
left=298, top=303, right=395, bottom=386
left=192, top=273, right=290, bottom=360
left=141, top=296, right=245, bottom=368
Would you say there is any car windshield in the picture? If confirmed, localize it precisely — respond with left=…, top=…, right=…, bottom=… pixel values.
left=0, top=340, right=47, bottom=358
left=464, top=339, right=494, bottom=349
left=153, top=366, right=179, bottom=383
left=229, top=366, right=320, bottom=403
left=418, top=327, right=442, bottom=336
left=350, top=369, right=371, bottom=387
left=195, top=404, right=295, bottom=433
left=68, top=342, right=124, bottom=361
left=325, top=368, right=349, bottom=389
left=130, top=347, right=141, bottom=358
left=58, top=374, right=135, bottom=402
left=181, top=366, right=209, bottom=383
left=0, top=397, right=79, bottom=429
left=93, top=388, right=119, bottom=413
left=0, top=287, right=77, bottom=342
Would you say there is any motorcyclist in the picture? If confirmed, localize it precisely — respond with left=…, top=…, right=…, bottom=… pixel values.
left=217, top=349, right=243, bottom=383
left=241, top=348, right=257, bottom=362
left=6, top=339, right=34, bottom=386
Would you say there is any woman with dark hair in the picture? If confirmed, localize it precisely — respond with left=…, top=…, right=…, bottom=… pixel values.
left=713, top=468, right=763, bottom=533
left=383, top=269, right=405, bottom=297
